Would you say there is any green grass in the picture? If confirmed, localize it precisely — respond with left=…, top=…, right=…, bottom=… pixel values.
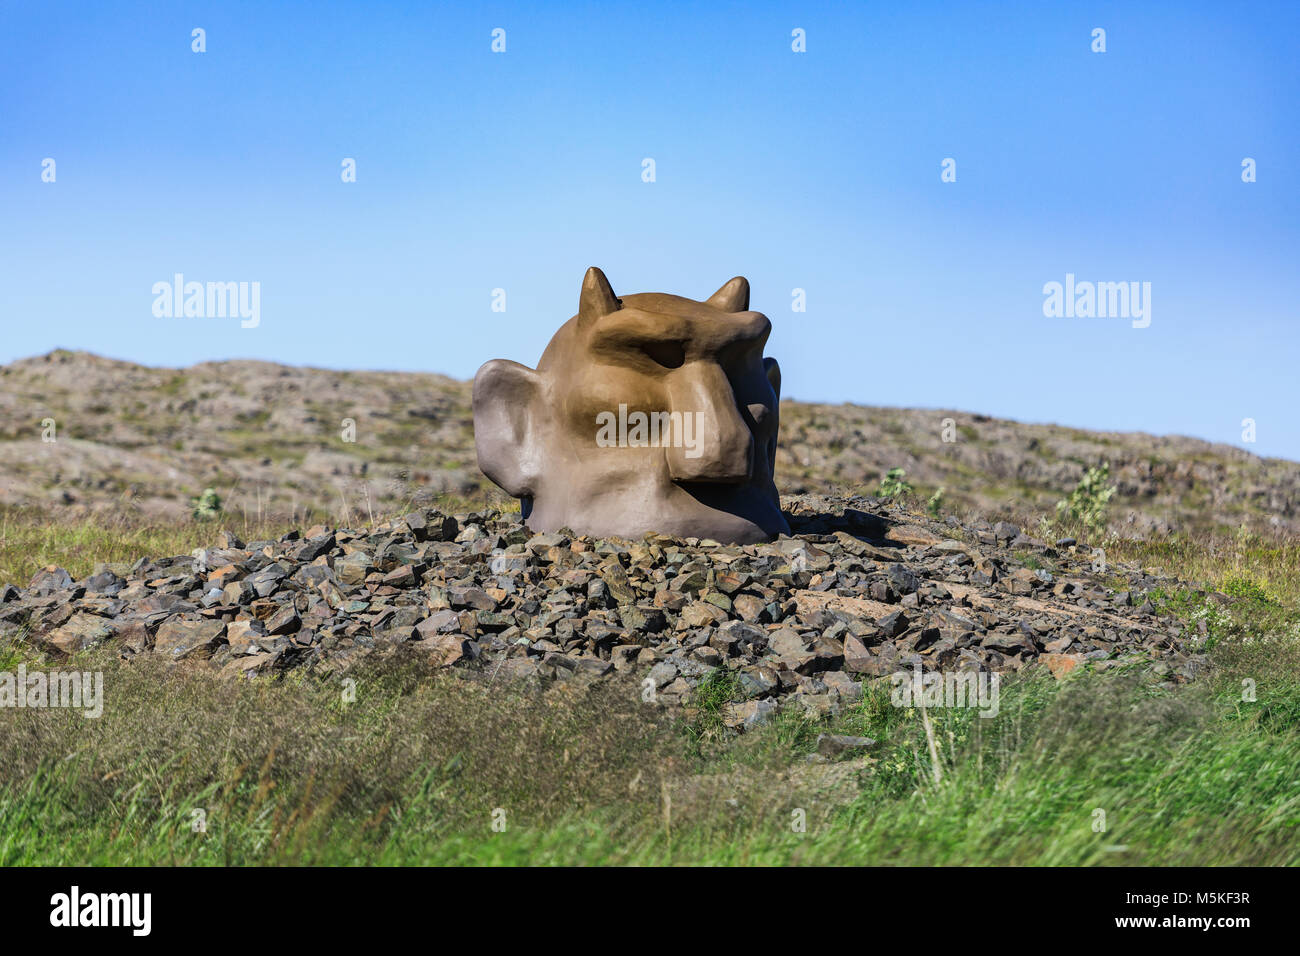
left=0, top=507, right=297, bottom=586
left=0, top=620, right=1297, bottom=865
left=2, top=511, right=1298, bottom=865
left=0, top=496, right=506, bottom=587
left=1115, top=529, right=1300, bottom=653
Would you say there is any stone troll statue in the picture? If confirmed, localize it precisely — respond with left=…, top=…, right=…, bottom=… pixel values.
left=473, top=267, right=788, bottom=544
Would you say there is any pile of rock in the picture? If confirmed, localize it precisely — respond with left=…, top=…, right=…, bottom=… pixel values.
left=0, top=495, right=1205, bottom=726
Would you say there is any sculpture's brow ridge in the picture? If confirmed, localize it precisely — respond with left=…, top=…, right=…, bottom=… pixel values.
left=592, top=309, right=769, bottom=350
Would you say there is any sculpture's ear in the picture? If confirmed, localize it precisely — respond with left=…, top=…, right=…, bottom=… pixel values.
left=473, top=359, right=548, bottom=497
left=763, top=356, right=781, bottom=401
left=578, top=266, right=621, bottom=328
left=707, top=276, right=750, bottom=312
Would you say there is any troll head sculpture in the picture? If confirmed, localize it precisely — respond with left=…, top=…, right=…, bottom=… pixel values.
left=473, top=267, right=788, bottom=543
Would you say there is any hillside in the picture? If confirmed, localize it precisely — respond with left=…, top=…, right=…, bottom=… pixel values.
left=2, top=349, right=1299, bottom=870
left=1, top=349, right=1296, bottom=537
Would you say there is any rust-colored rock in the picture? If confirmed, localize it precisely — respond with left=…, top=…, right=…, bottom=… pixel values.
left=1040, top=652, right=1086, bottom=680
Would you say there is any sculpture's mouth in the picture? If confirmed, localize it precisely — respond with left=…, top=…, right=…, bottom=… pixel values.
left=672, top=477, right=757, bottom=500
left=673, top=477, right=748, bottom=490
left=667, top=476, right=787, bottom=539
left=672, top=477, right=776, bottom=508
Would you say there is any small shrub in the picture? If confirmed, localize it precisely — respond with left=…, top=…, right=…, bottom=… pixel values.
left=877, top=468, right=913, bottom=500
left=191, top=487, right=223, bottom=520
left=926, top=487, right=945, bottom=518
left=1055, top=463, right=1116, bottom=534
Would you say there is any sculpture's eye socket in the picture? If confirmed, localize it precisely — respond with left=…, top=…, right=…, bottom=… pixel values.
left=640, top=340, right=685, bottom=369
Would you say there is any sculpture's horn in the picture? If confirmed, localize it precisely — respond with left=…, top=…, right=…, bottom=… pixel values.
left=579, top=266, right=621, bottom=324
left=706, top=276, right=749, bottom=312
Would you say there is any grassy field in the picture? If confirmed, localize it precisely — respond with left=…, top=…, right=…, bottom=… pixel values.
left=0, top=493, right=498, bottom=585
left=0, top=507, right=297, bottom=586
left=1, top=509, right=1298, bottom=865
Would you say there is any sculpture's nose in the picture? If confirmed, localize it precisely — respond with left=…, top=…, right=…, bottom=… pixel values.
left=665, top=362, right=753, bottom=483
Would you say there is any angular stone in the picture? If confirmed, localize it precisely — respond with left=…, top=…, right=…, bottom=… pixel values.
left=809, top=634, right=845, bottom=671
left=449, top=586, right=496, bottom=611
left=413, top=633, right=470, bottom=666
left=598, top=563, right=637, bottom=605
left=490, top=552, right=531, bottom=574
left=767, top=627, right=814, bottom=671
left=648, top=661, right=678, bottom=688
left=226, top=619, right=267, bottom=655
left=669, top=566, right=710, bottom=594
left=682, top=602, right=727, bottom=627
left=732, top=593, right=768, bottom=623
left=982, top=632, right=1035, bottom=655
left=293, top=534, right=336, bottom=562
left=692, top=645, right=723, bottom=666
left=219, top=651, right=275, bottom=680
left=155, top=619, right=227, bottom=660
left=993, top=521, right=1020, bottom=543
left=843, top=634, right=873, bottom=672
left=476, top=610, right=516, bottom=632
left=737, top=665, right=779, bottom=698
left=29, top=566, right=73, bottom=596
left=265, top=604, right=301, bottom=636
left=768, top=627, right=809, bottom=659
left=886, top=564, right=920, bottom=595
left=83, top=571, right=126, bottom=596
left=245, top=563, right=289, bottom=598
left=415, top=609, right=460, bottom=637
left=722, top=698, right=778, bottom=730
left=886, top=524, right=941, bottom=547
left=877, top=610, right=910, bottom=638
left=618, top=605, right=667, bottom=633
left=701, top=591, right=732, bottom=613
left=335, top=551, right=374, bottom=586
left=715, top=570, right=750, bottom=594
left=821, top=670, right=862, bottom=701
left=44, top=613, right=116, bottom=654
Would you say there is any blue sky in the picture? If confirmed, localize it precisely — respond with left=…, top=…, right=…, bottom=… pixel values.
left=3, top=1, right=1297, bottom=459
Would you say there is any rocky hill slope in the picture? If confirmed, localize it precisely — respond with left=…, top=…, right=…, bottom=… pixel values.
left=2, top=349, right=1297, bottom=537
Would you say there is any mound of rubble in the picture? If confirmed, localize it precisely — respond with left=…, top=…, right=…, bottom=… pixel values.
left=1, top=495, right=1206, bottom=725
